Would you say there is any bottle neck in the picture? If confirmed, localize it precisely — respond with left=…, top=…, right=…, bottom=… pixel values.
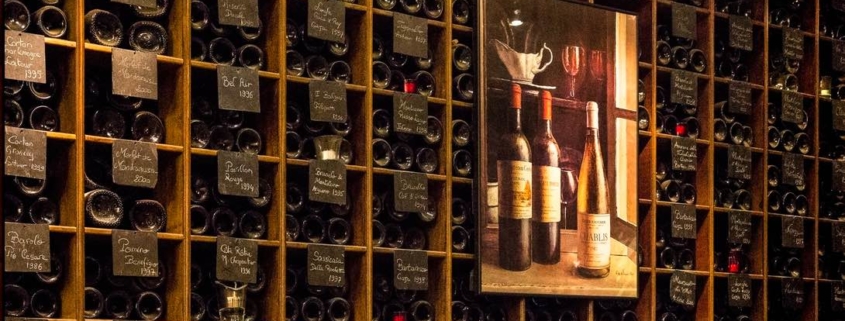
left=509, top=108, right=522, bottom=131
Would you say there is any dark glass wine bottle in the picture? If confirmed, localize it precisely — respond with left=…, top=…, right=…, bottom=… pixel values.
left=497, top=83, right=532, bottom=271
left=532, top=91, right=561, bottom=264
left=84, top=287, right=105, bottom=318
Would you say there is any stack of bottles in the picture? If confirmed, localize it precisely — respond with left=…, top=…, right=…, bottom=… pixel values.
left=191, top=0, right=266, bottom=70
left=84, top=0, right=170, bottom=54
left=714, top=243, right=751, bottom=274
left=452, top=41, right=474, bottom=102
left=284, top=264, right=351, bottom=321
left=451, top=0, right=471, bottom=25
left=656, top=161, right=697, bottom=205
left=714, top=33, right=750, bottom=82
left=593, top=299, right=638, bottom=321
left=452, top=270, right=507, bottom=321
left=85, top=74, right=165, bottom=143
left=654, top=86, right=700, bottom=138
left=372, top=108, right=442, bottom=174
left=819, top=187, right=845, bottom=220
left=4, top=72, right=61, bottom=132
left=714, top=166, right=752, bottom=210
left=714, top=101, right=753, bottom=147
left=713, top=299, right=751, bottom=321
left=656, top=289, right=695, bottom=321
left=372, top=189, right=435, bottom=250
left=656, top=228, right=696, bottom=270
left=451, top=197, right=472, bottom=253
left=375, top=0, right=444, bottom=20
left=451, top=119, right=473, bottom=177
left=656, top=25, right=707, bottom=74
left=637, top=78, right=649, bottom=131
left=285, top=19, right=352, bottom=82
left=765, top=165, right=809, bottom=216
left=373, top=274, right=435, bottom=321
left=83, top=254, right=166, bottom=320
left=769, top=246, right=802, bottom=278
left=190, top=95, right=264, bottom=154
left=4, top=175, right=59, bottom=225
left=768, top=54, right=802, bottom=92
left=190, top=257, right=267, bottom=321
left=284, top=182, right=353, bottom=245
left=818, top=244, right=845, bottom=281
left=3, top=255, right=64, bottom=318
left=285, top=104, right=354, bottom=164
left=716, top=0, right=753, bottom=16
left=4, top=0, right=69, bottom=38
left=769, top=0, right=805, bottom=30
left=189, top=173, right=272, bottom=239
left=372, top=32, right=436, bottom=97
left=766, top=103, right=810, bottom=155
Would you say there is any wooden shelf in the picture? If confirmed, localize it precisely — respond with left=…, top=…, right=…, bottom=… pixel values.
left=285, top=75, right=368, bottom=92
left=373, top=88, right=448, bottom=104
left=285, top=241, right=367, bottom=253
left=192, top=60, right=280, bottom=79
left=84, top=227, right=184, bottom=241
left=191, top=147, right=281, bottom=163
left=373, top=167, right=447, bottom=181
left=84, top=43, right=184, bottom=65
left=372, top=8, right=447, bottom=28
left=191, top=235, right=281, bottom=247
left=285, top=158, right=367, bottom=172
left=373, top=246, right=448, bottom=258
left=45, top=38, right=77, bottom=49
left=85, top=135, right=184, bottom=153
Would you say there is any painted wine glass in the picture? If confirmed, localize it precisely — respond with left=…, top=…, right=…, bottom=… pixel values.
left=562, top=45, right=585, bottom=99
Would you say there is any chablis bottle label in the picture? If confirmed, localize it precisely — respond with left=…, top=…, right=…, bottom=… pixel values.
left=497, top=160, right=532, bottom=219
left=577, top=213, right=611, bottom=267
left=533, top=166, right=561, bottom=222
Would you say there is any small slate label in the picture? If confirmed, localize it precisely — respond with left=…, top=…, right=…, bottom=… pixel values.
left=834, top=41, right=845, bottom=72
left=217, top=151, right=259, bottom=197
left=833, top=100, right=845, bottom=132
left=781, top=278, right=804, bottom=310
left=671, top=70, right=697, bottom=107
left=394, top=249, right=429, bottom=291
left=728, top=274, right=752, bottom=308
left=728, top=81, right=752, bottom=115
left=112, top=140, right=158, bottom=188
left=308, top=159, right=347, bottom=206
left=783, top=27, right=804, bottom=60
left=217, top=65, right=260, bottom=113
left=671, top=3, right=696, bottom=40
left=781, top=216, right=805, bottom=249
left=669, top=271, right=696, bottom=307
left=4, top=31, right=46, bottom=84
left=393, top=92, right=428, bottom=135
left=781, top=91, right=803, bottom=124
left=729, top=15, right=753, bottom=51
left=671, top=137, right=697, bottom=171
left=782, top=153, right=805, bottom=187
left=309, top=80, right=348, bottom=122
left=307, top=0, right=345, bottom=43
left=394, top=171, right=428, bottom=213
left=307, top=244, right=346, bottom=287
left=834, top=161, right=845, bottom=192
left=728, top=145, right=752, bottom=180
left=111, top=229, right=159, bottom=277
left=4, top=127, right=47, bottom=180
left=216, top=236, right=258, bottom=283
left=4, top=223, right=50, bottom=272
left=112, top=48, right=158, bottom=100
left=217, top=0, right=260, bottom=28
left=671, top=204, right=696, bottom=239
left=832, top=222, right=845, bottom=253
left=728, top=211, right=752, bottom=245
left=833, top=282, right=845, bottom=311
left=112, top=0, right=157, bottom=8
left=393, top=13, right=428, bottom=59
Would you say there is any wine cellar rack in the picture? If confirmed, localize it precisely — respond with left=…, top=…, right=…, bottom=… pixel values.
left=3, top=0, right=845, bottom=320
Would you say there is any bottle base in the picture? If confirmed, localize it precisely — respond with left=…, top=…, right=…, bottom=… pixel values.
left=576, top=265, right=610, bottom=278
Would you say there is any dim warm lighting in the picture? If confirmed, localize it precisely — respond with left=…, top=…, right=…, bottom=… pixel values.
left=508, top=9, right=523, bottom=26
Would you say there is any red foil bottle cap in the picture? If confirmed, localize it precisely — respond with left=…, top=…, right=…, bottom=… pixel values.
left=393, top=311, right=407, bottom=321
left=511, top=83, right=522, bottom=109
left=404, top=79, right=416, bottom=93
left=676, top=123, right=687, bottom=137
left=541, top=91, right=553, bottom=120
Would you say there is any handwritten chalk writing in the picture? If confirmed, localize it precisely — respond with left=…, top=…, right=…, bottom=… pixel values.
left=5, top=127, right=47, bottom=179
left=4, top=31, right=46, bottom=83
left=112, top=49, right=158, bottom=100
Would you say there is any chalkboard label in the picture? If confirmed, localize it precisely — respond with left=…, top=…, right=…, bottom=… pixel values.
left=112, top=0, right=157, bottom=8
left=393, top=13, right=428, bottom=59
left=308, top=0, right=345, bottom=43
left=671, top=137, right=697, bottom=171
left=728, top=211, right=752, bottom=245
left=217, top=65, right=260, bottom=113
left=309, top=80, right=348, bottom=122
left=307, top=244, right=346, bottom=287
left=728, top=81, right=752, bottom=115
left=4, top=223, right=50, bottom=272
left=729, top=15, right=753, bottom=51
left=394, top=171, right=428, bottom=213
left=308, top=159, right=347, bottom=206
left=671, top=3, right=696, bottom=40
left=112, top=140, right=158, bottom=188
left=671, top=70, right=697, bottom=107
left=393, top=92, right=428, bottom=135
left=217, top=0, right=260, bottom=28
left=833, top=282, right=845, bottom=311
left=781, top=278, right=804, bottom=310
left=671, top=204, right=696, bottom=239
left=217, top=151, right=259, bottom=197
left=783, top=27, right=804, bottom=60
left=781, top=216, right=805, bottom=249
left=728, top=274, right=752, bottom=308
left=833, top=100, right=845, bottom=132
left=669, top=271, right=696, bottom=307
left=781, top=91, right=803, bottom=124
left=394, top=249, right=429, bottom=291
left=111, top=229, right=159, bottom=277
left=728, top=145, right=752, bottom=180
left=5, top=318, right=49, bottom=321
left=834, top=161, right=845, bottom=192
left=216, top=236, right=258, bottom=283
left=781, top=153, right=805, bottom=187
left=834, top=41, right=845, bottom=73
left=4, top=31, right=46, bottom=84
left=4, top=127, right=47, bottom=180
left=832, top=222, right=845, bottom=253
left=112, top=48, right=158, bottom=100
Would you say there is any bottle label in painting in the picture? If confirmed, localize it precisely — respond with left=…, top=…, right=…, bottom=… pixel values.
left=533, top=165, right=561, bottom=222
left=497, top=160, right=532, bottom=219
left=577, top=213, right=610, bottom=267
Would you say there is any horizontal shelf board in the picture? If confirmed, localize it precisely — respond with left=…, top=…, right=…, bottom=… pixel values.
left=49, top=225, right=77, bottom=234
left=656, top=0, right=708, bottom=14
left=373, top=246, right=447, bottom=257
left=45, top=38, right=76, bottom=48
left=372, top=8, right=447, bottom=28
left=289, top=0, right=367, bottom=12
left=638, top=267, right=653, bottom=273
left=285, top=158, right=367, bottom=172
left=452, top=100, right=474, bottom=108
left=638, top=198, right=652, bottom=205
left=655, top=201, right=709, bottom=211
left=714, top=77, right=764, bottom=90
left=713, top=142, right=763, bottom=153
left=192, top=61, right=280, bottom=79
left=765, top=149, right=814, bottom=160
left=638, top=130, right=652, bottom=137
left=818, top=157, right=835, bottom=163
left=655, top=268, right=709, bottom=276
left=285, top=75, right=367, bottom=92
left=767, top=24, right=815, bottom=38
left=768, top=212, right=814, bottom=221
left=765, top=275, right=815, bottom=282
left=767, top=87, right=815, bottom=99
left=85, top=135, right=184, bottom=153
left=373, top=167, right=447, bottom=181
left=285, top=241, right=367, bottom=252
left=84, top=43, right=183, bottom=65
left=818, top=217, right=845, bottom=224
left=638, top=61, right=652, bottom=69
left=373, top=88, right=448, bottom=104
left=191, top=148, right=280, bottom=163
left=713, top=207, right=763, bottom=216
left=452, top=252, right=475, bottom=260
left=453, top=24, right=474, bottom=33
left=452, top=177, right=473, bottom=184
left=820, top=96, right=833, bottom=103
left=713, top=272, right=765, bottom=280
left=656, top=66, right=710, bottom=80
left=819, top=278, right=845, bottom=283
left=713, top=12, right=765, bottom=27
left=46, top=131, right=76, bottom=141
left=85, top=227, right=184, bottom=241
left=191, top=235, right=280, bottom=247
left=655, top=133, right=709, bottom=145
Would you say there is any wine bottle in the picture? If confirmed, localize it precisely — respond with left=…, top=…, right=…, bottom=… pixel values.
left=190, top=292, right=206, bottom=321
left=128, top=21, right=168, bottom=54
left=85, top=189, right=124, bottom=228
left=326, top=297, right=351, bottom=321
left=301, top=214, right=327, bottom=243
left=209, top=37, right=237, bottom=65
left=384, top=223, right=405, bottom=248
left=237, top=44, right=265, bottom=70
left=85, top=9, right=123, bottom=47
left=576, top=101, right=611, bottom=278
left=237, top=20, right=262, bottom=41
left=497, top=83, right=532, bottom=271
left=452, top=225, right=470, bottom=252
left=129, top=199, right=167, bottom=232
left=328, top=217, right=352, bottom=245
left=373, top=219, right=386, bottom=247
left=415, top=147, right=438, bottom=173
left=404, top=227, right=427, bottom=249
left=392, top=142, right=415, bottom=170
left=531, top=91, right=561, bottom=264
left=135, top=291, right=164, bottom=321
left=301, top=296, right=325, bottom=321
left=211, top=207, right=238, bottom=236
left=3, top=194, right=23, bottom=223
left=104, top=291, right=133, bottom=319
left=84, top=287, right=105, bottom=318
left=33, top=5, right=68, bottom=38
left=373, top=61, right=392, bottom=89
left=239, top=210, right=266, bottom=239
left=28, top=196, right=58, bottom=224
